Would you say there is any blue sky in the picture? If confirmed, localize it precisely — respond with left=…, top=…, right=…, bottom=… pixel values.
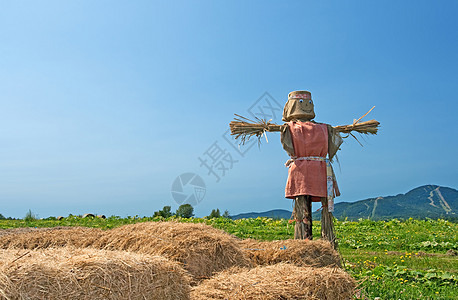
left=0, top=1, right=457, bottom=218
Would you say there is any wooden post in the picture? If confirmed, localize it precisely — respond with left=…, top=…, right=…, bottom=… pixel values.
left=293, top=196, right=312, bottom=239
left=321, top=197, right=337, bottom=249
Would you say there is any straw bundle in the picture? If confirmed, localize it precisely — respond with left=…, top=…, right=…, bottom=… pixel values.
left=333, top=119, right=379, bottom=134
left=0, top=226, right=75, bottom=237
left=191, top=263, right=356, bottom=300
left=0, top=247, right=190, bottom=300
left=229, top=107, right=380, bottom=145
left=229, top=114, right=281, bottom=145
left=0, top=222, right=251, bottom=280
left=0, top=227, right=104, bottom=249
left=238, top=239, right=341, bottom=268
left=92, top=222, right=251, bottom=280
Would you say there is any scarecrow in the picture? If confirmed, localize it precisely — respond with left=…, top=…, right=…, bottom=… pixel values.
left=229, top=90, right=379, bottom=248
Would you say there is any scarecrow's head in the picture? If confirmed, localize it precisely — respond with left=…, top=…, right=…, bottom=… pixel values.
left=282, top=90, right=315, bottom=122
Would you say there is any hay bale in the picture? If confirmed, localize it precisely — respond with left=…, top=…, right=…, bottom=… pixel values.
left=238, top=239, right=341, bottom=268
left=93, top=222, right=251, bottom=280
left=0, top=247, right=190, bottom=300
left=0, top=227, right=104, bottom=248
left=0, top=222, right=251, bottom=280
left=0, top=226, right=77, bottom=238
left=191, top=263, right=355, bottom=300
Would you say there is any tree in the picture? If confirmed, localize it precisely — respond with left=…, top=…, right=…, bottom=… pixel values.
left=154, top=206, right=173, bottom=218
left=161, top=206, right=172, bottom=218
left=176, top=204, right=194, bottom=218
left=222, top=210, right=230, bottom=218
left=208, top=208, right=221, bottom=218
left=0, top=213, right=5, bottom=220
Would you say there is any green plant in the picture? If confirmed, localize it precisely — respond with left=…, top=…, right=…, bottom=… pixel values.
left=24, top=209, right=37, bottom=222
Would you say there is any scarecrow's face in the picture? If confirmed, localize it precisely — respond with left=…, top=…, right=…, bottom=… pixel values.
left=282, top=97, right=316, bottom=122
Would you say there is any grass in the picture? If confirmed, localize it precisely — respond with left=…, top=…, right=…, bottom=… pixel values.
left=0, top=216, right=457, bottom=299
left=341, top=248, right=457, bottom=299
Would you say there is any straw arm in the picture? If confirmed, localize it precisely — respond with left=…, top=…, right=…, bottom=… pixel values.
left=229, top=111, right=380, bottom=145
left=229, top=119, right=380, bottom=136
left=333, top=119, right=380, bottom=134
left=265, top=124, right=283, bottom=132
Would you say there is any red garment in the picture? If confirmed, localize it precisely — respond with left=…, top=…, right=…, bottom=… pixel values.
left=285, top=121, right=328, bottom=201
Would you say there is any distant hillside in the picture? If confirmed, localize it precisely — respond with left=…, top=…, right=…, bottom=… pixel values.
left=231, top=185, right=458, bottom=221
left=320, top=185, right=458, bottom=221
left=231, top=209, right=292, bottom=220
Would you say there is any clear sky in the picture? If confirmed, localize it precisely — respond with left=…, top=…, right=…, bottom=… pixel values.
left=1, top=1, right=457, bottom=218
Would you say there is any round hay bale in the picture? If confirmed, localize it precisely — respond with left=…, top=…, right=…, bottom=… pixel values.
left=0, top=247, right=190, bottom=300
left=92, top=221, right=251, bottom=280
left=0, top=227, right=104, bottom=249
left=238, top=239, right=341, bottom=268
left=191, top=263, right=355, bottom=300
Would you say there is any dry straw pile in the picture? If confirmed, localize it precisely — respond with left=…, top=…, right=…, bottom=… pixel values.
left=192, top=263, right=356, bottom=300
left=0, top=222, right=251, bottom=280
left=0, top=223, right=357, bottom=298
left=0, top=227, right=104, bottom=249
left=0, top=226, right=76, bottom=237
left=92, top=222, right=252, bottom=280
left=239, top=239, right=341, bottom=268
left=0, top=247, right=190, bottom=300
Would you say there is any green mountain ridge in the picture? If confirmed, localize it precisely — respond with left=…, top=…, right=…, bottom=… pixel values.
left=325, top=185, right=457, bottom=221
left=230, top=209, right=292, bottom=220
left=231, top=185, right=458, bottom=221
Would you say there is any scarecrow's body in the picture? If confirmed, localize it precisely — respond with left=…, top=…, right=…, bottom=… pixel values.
left=280, top=91, right=342, bottom=244
left=283, top=121, right=340, bottom=200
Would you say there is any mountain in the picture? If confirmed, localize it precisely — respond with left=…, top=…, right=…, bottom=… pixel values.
left=321, top=185, right=458, bottom=221
left=231, top=209, right=292, bottom=220
left=231, top=185, right=458, bottom=221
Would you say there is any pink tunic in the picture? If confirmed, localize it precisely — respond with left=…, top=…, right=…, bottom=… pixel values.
left=285, top=121, right=328, bottom=201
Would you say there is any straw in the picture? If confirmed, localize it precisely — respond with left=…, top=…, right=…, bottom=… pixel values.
left=191, top=263, right=356, bottom=300
left=0, top=222, right=251, bottom=281
left=0, top=247, right=191, bottom=300
left=238, top=238, right=341, bottom=268
left=229, top=107, right=380, bottom=145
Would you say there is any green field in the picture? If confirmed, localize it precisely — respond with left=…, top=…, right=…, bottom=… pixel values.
left=1, top=216, right=457, bottom=299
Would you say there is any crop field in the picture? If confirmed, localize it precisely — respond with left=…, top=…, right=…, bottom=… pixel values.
left=1, top=216, right=457, bottom=299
